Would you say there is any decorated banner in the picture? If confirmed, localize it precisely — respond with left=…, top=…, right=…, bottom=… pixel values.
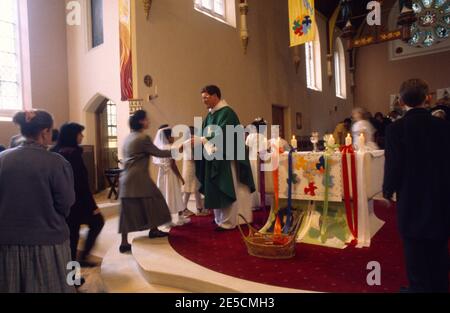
left=119, top=0, right=133, bottom=101
left=289, top=0, right=316, bottom=47
left=278, top=152, right=343, bottom=202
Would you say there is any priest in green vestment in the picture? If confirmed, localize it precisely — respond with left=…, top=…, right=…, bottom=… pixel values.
left=195, top=85, right=255, bottom=231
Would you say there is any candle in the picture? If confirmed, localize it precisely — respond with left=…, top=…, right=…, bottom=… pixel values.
left=291, top=135, right=298, bottom=149
left=359, top=133, right=365, bottom=148
left=155, top=85, right=158, bottom=95
left=327, top=135, right=335, bottom=146
left=345, top=133, right=352, bottom=146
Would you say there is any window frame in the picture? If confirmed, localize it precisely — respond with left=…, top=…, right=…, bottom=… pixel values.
left=0, top=0, right=31, bottom=120
left=305, top=23, right=322, bottom=92
left=87, top=0, right=104, bottom=50
left=106, top=100, right=118, bottom=149
left=194, top=0, right=236, bottom=28
left=334, top=38, right=347, bottom=99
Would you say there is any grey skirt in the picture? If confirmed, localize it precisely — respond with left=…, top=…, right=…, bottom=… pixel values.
left=0, top=241, right=76, bottom=293
left=119, top=197, right=172, bottom=233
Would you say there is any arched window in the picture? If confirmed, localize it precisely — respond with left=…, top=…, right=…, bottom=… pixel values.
left=194, top=0, right=236, bottom=27
left=334, top=37, right=347, bottom=99
left=0, top=0, right=22, bottom=115
left=305, top=23, right=322, bottom=91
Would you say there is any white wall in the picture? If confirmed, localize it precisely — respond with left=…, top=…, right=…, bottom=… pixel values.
left=65, top=0, right=128, bottom=151
left=133, top=0, right=353, bottom=139
left=0, top=0, right=70, bottom=146
left=64, top=0, right=354, bottom=154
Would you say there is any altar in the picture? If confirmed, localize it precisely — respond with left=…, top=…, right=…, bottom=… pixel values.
left=260, top=150, right=386, bottom=249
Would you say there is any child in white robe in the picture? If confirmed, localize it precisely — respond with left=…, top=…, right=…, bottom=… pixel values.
left=245, top=118, right=268, bottom=209
left=181, top=127, right=206, bottom=216
left=153, top=125, right=190, bottom=226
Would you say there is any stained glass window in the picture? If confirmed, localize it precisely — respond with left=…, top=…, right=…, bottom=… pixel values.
left=0, top=0, right=22, bottom=112
left=409, top=0, right=450, bottom=48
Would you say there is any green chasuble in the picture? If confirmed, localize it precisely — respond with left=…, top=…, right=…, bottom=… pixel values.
left=195, top=106, right=255, bottom=209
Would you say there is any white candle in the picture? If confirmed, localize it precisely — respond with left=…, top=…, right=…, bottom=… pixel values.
left=328, top=135, right=335, bottom=146
left=291, top=135, right=297, bottom=149
left=359, top=133, right=365, bottom=148
left=155, top=85, right=158, bottom=95
left=345, top=133, right=352, bottom=146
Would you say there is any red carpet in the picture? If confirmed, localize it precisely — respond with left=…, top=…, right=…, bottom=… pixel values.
left=168, top=202, right=447, bottom=293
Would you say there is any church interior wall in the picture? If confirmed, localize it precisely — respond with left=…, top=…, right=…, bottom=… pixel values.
left=0, top=0, right=70, bottom=146
left=355, top=41, right=450, bottom=115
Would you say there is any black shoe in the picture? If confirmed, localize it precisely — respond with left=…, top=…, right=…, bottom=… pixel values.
left=119, top=244, right=132, bottom=254
left=148, top=230, right=169, bottom=238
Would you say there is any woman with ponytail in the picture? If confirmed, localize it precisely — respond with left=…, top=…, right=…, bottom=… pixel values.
left=0, top=110, right=76, bottom=293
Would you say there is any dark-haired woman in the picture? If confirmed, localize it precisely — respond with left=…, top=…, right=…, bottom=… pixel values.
left=52, top=123, right=104, bottom=267
left=0, top=110, right=75, bottom=293
left=119, top=110, right=175, bottom=253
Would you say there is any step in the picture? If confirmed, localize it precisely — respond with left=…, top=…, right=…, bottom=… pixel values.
left=132, top=236, right=308, bottom=293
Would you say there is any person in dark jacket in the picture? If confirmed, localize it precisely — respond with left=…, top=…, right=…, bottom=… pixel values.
left=0, top=110, right=75, bottom=292
left=383, top=79, right=450, bottom=293
left=52, top=123, right=104, bottom=267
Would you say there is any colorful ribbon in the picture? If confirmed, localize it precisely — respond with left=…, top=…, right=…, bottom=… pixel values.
left=259, top=156, right=267, bottom=209
left=283, top=148, right=296, bottom=233
left=340, top=145, right=359, bottom=244
left=319, top=142, right=339, bottom=243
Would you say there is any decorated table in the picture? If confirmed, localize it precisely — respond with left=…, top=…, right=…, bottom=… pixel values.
left=259, top=147, right=386, bottom=249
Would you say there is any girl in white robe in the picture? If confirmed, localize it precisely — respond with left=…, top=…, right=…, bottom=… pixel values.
left=351, top=107, right=379, bottom=151
left=153, top=126, right=190, bottom=226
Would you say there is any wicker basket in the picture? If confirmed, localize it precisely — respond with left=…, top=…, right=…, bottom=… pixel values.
left=238, top=213, right=304, bottom=260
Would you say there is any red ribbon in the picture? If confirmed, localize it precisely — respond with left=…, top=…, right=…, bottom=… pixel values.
left=340, top=145, right=358, bottom=245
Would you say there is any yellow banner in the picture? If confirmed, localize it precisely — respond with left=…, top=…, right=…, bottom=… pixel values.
left=289, top=0, right=316, bottom=47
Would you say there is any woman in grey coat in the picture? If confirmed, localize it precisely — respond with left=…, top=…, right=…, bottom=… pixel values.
left=0, top=110, right=76, bottom=293
left=119, top=110, right=176, bottom=253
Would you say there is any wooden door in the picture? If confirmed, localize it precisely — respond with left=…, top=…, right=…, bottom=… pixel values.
left=272, top=105, right=286, bottom=139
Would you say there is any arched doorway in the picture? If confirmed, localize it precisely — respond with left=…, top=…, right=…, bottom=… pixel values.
left=95, top=99, right=119, bottom=191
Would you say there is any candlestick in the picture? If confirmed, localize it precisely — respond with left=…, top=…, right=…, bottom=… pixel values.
left=310, top=132, right=319, bottom=152
left=345, top=133, right=352, bottom=146
left=291, top=135, right=298, bottom=149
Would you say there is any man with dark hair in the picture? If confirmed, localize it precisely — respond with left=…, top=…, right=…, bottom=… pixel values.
left=201, top=85, right=222, bottom=100
left=383, top=78, right=450, bottom=293
left=333, top=118, right=352, bottom=146
left=195, top=85, right=255, bottom=231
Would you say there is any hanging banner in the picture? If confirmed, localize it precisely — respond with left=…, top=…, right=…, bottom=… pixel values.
left=119, top=0, right=133, bottom=101
left=289, top=0, right=316, bottom=47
